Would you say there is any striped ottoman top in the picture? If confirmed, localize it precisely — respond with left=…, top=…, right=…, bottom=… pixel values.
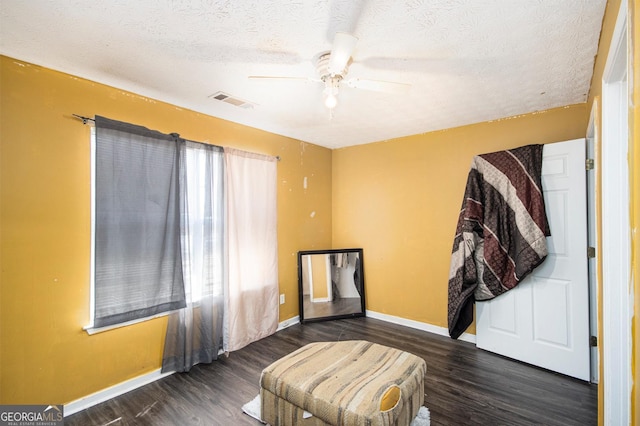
left=260, top=340, right=426, bottom=425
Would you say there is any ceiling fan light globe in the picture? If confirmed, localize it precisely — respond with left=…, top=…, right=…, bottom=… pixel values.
left=324, top=94, right=338, bottom=109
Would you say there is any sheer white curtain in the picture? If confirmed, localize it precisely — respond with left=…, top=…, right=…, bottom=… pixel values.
left=224, top=148, right=279, bottom=351
left=162, top=141, right=225, bottom=372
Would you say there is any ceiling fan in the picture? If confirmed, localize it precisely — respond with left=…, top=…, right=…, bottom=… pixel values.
left=249, top=32, right=411, bottom=110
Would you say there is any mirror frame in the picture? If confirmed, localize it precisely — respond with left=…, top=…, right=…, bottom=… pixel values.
left=297, top=248, right=365, bottom=323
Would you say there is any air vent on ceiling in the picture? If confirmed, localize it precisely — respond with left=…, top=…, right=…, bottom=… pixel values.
left=208, top=91, right=255, bottom=109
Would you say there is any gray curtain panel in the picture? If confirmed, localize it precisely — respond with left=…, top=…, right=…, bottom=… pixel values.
left=94, top=116, right=186, bottom=328
left=162, top=141, right=225, bottom=373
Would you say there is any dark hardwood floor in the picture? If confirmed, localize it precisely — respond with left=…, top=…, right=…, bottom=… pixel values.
left=66, top=317, right=597, bottom=425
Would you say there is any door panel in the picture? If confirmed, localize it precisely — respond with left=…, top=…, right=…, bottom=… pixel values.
left=486, top=290, right=517, bottom=335
left=476, top=139, right=590, bottom=381
left=532, top=276, right=570, bottom=347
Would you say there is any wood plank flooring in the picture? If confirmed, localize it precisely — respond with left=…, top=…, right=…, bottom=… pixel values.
left=302, top=295, right=363, bottom=319
left=66, top=317, right=597, bottom=425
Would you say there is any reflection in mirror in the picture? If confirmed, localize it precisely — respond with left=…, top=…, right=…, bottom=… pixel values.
left=298, top=248, right=365, bottom=323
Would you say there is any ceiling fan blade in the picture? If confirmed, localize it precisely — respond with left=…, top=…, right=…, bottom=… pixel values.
left=248, top=76, right=320, bottom=83
left=345, top=78, right=411, bottom=94
left=328, top=32, right=358, bottom=74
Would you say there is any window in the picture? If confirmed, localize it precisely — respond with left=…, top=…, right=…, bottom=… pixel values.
left=90, top=117, right=187, bottom=329
left=180, top=141, right=225, bottom=304
left=89, top=117, right=227, bottom=331
left=87, top=116, right=277, bottom=353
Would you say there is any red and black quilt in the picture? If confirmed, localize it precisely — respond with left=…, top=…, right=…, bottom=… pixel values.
left=447, top=144, right=550, bottom=339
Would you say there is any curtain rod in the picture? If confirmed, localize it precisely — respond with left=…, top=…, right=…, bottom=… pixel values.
left=72, top=114, right=281, bottom=161
left=73, top=114, right=95, bottom=124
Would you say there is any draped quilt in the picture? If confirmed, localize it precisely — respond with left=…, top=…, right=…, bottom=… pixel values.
left=448, top=144, right=550, bottom=339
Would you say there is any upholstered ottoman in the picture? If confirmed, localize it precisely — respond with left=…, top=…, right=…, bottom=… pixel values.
left=260, top=340, right=426, bottom=426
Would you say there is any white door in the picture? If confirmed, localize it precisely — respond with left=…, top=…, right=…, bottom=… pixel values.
left=476, top=138, right=590, bottom=381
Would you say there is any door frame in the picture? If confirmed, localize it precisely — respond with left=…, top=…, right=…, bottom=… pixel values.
left=601, top=0, right=631, bottom=422
left=586, top=100, right=599, bottom=384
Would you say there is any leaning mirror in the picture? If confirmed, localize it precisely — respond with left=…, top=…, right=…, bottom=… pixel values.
left=298, top=248, right=365, bottom=323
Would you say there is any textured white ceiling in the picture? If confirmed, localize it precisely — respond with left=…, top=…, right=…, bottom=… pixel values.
left=0, top=0, right=606, bottom=149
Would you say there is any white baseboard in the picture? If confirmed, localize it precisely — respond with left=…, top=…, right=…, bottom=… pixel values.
left=277, top=315, right=300, bottom=331
left=64, top=368, right=174, bottom=417
left=366, top=310, right=477, bottom=344
left=66, top=317, right=299, bottom=417
left=276, top=310, right=476, bottom=343
left=64, top=312, right=467, bottom=417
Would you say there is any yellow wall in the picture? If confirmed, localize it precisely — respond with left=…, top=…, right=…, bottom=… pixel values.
left=332, top=105, right=587, bottom=331
left=0, top=55, right=332, bottom=404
